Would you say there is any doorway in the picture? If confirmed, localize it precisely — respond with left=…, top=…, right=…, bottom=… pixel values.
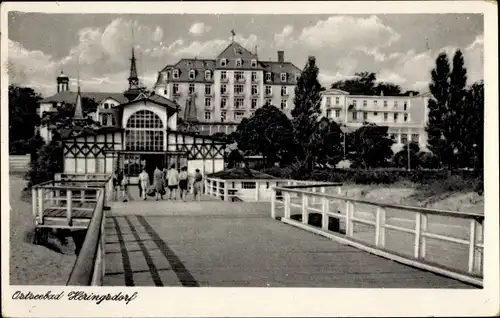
left=142, top=154, right=166, bottom=182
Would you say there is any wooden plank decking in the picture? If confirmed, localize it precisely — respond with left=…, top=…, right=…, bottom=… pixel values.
left=103, top=198, right=476, bottom=288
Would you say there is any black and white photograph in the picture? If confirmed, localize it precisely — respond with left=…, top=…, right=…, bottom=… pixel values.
left=1, top=1, right=498, bottom=317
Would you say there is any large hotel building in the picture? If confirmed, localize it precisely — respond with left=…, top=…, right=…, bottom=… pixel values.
left=153, top=41, right=302, bottom=135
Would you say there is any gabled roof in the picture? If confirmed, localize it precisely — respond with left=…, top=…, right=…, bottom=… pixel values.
left=260, top=61, right=302, bottom=85
left=113, top=93, right=179, bottom=112
left=161, top=59, right=216, bottom=83
left=41, top=91, right=129, bottom=104
left=217, top=41, right=257, bottom=60
left=322, top=88, right=350, bottom=95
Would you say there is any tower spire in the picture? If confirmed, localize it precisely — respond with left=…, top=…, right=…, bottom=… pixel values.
left=74, top=59, right=83, bottom=119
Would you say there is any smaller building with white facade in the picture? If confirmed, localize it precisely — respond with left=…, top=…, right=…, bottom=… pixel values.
left=320, top=89, right=430, bottom=152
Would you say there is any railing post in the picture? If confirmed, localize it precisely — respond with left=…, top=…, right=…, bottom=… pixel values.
left=302, top=193, right=309, bottom=225
left=345, top=201, right=354, bottom=237
left=255, top=181, right=260, bottom=201
left=224, top=181, right=229, bottom=202
left=271, top=187, right=276, bottom=219
left=375, top=207, right=386, bottom=247
left=37, top=188, right=44, bottom=225
left=414, top=212, right=422, bottom=258
left=216, top=180, right=220, bottom=200
left=80, top=189, right=85, bottom=203
left=321, top=197, right=329, bottom=231
left=32, top=188, right=37, bottom=221
left=67, top=190, right=73, bottom=226
left=284, top=192, right=291, bottom=219
left=204, top=178, right=209, bottom=195
left=468, top=218, right=479, bottom=274
left=421, top=213, right=428, bottom=259
left=311, top=187, right=316, bottom=205
left=473, top=219, right=483, bottom=274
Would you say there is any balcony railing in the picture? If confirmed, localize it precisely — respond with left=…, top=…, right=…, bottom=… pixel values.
left=235, top=78, right=246, bottom=83
left=220, top=77, right=229, bottom=83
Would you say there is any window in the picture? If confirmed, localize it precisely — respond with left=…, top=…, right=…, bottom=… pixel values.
left=221, top=98, right=227, bottom=109
left=221, top=71, right=227, bottom=80
left=221, top=111, right=226, bottom=122
left=383, top=100, right=388, bottom=107
left=251, top=59, right=257, bottom=68
left=220, top=58, right=227, bottom=67
left=125, top=110, right=164, bottom=152
left=205, top=70, right=211, bottom=80
left=205, top=84, right=212, bottom=95
left=189, top=70, right=195, bottom=80
left=404, top=113, right=408, bottom=122
left=295, top=73, right=301, bottom=81
left=265, top=85, right=272, bottom=96
left=394, top=113, right=398, bottom=122
left=102, top=115, right=108, bottom=126
left=403, top=101, right=408, bottom=111
left=335, top=97, right=340, bottom=105
left=326, top=97, right=331, bottom=106
left=104, top=103, right=109, bottom=109
left=363, top=100, right=367, bottom=107
left=234, top=111, right=245, bottom=120
left=166, top=71, right=171, bottom=80
left=394, top=101, right=398, bottom=108
left=363, top=112, right=368, bottom=120
left=265, top=98, right=272, bottom=105
left=266, top=72, right=272, bottom=82
left=251, top=85, right=258, bottom=95
left=234, top=71, right=244, bottom=81
left=251, top=99, right=257, bottom=109
left=189, top=84, right=195, bottom=94
left=374, top=112, right=378, bottom=116
left=236, top=58, right=242, bottom=67
left=234, top=84, right=244, bottom=94
left=401, top=133, right=408, bottom=144
left=327, top=110, right=332, bottom=118
left=281, top=73, right=287, bottom=82
left=111, top=116, right=116, bottom=126
left=390, top=133, right=397, bottom=140
left=352, top=112, right=357, bottom=120
left=353, top=100, right=357, bottom=107
left=163, top=89, right=167, bottom=95
left=251, top=71, right=257, bottom=82
left=205, top=98, right=211, bottom=108
left=173, top=84, right=179, bottom=94
left=281, top=86, right=288, bottom=96
left=384, top=113, right=388, bottom=121
left=205, top=111, right=211, bottom=120
left=374, top=100, right=378, bottom=106
left=173, top=69, right=179, bottom=79
left=281, top=99, right=287, bottom=110
left=335, top=110, right=340, bottom=118
left=411, top=134, right=419, bottom=143
left=221, top=84, right=228, bottom=94
left=234, top=98, right=244, bottom=108
left=242, top=182, right=256, bottom=189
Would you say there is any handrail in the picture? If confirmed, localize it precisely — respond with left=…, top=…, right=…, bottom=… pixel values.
left=274, top=186, right=484, bottom=220
left=67, top=189, right=106, bottom=286
left=272, top=184, right=484, bottom=287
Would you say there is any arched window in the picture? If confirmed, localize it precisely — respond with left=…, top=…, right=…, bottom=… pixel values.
left=125, top=110, right=164, bottom=151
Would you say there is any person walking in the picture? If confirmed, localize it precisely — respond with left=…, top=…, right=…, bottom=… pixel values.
left=121, top=174, right=131, bottom=202
left=153, top=166, right=165, bottom=201
left=178, top=166, right=189, bottom=201
left=166, top=164, right=179, bottom=200
left=138, top=168, right=150, bottom=200
left=193, top=169, right=203, bottom=202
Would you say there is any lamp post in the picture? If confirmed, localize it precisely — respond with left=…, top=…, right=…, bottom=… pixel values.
left=407, top=140, right=411, bottom=171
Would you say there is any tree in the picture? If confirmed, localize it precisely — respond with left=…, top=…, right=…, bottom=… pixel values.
left=226, top=149, right=244, bottom=168
left=331, top=71, right=378, bottom=95
left=9, top=85, right=42, bottom=153
left=291, top=56, right=323, bottom=172
left=426, top=52, right=452, bottom=168
left=234, top=105, right=295, bottom=167
left=464, top=81, right=484, bottom=171
left=346, top=123, right=394, bottom=168
left=26, top=137, right=63, bottom=188
left=393, top=142, right=421, bottom=169
left=374, top=82, right=403, bottom=96
left=309, top=117, right=344, bottom=168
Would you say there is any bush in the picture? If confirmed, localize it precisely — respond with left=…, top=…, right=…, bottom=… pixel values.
left=9, top=139, right=29, bottom=155
left=26, top=140, right=63, bottom=188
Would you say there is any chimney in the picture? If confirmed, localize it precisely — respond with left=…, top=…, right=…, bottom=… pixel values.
left=409, top=92, right=413, bottom=97
left=277, top=50, right=285, bottom=63
left=380, top=90, right=384, bottom=96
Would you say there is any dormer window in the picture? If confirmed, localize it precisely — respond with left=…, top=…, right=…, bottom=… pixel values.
left=166, top=71, right=171, bottom=80
left=205, top=70, right=211, bottom=80
left=281, top=73, right=287, bottom=82
left=236, top=58, right=242, bottom=67
left=251, top=59, right=257, bottom=68
left=220, top=59, right=227, bottom=67
left=173, top=69, right=179, bottom=79
left=295, top=73, right=300, bottom=81
left=266, top=72, right=272, bottom=82
left=189, top=70, right=196, bottom=80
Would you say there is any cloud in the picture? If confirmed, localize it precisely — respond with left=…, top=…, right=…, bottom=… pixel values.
left=189, top=22, right=212, bottom=36
left=298, top=15, right=401, bottom=51
left=274, top=25, right=295, bottom=48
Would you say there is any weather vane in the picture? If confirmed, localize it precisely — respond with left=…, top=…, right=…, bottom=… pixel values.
left=231, top=29, right=235, bottom=42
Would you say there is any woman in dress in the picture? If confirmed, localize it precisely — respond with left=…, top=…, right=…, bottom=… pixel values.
left=153, top=166, right=165, bottom=201
left=138, top=168, right=150, bottom=200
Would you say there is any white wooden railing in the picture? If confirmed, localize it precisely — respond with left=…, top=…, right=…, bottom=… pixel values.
left=272, top=184, right=484, bottom=287
left=204, top=178, right=340, bottom=202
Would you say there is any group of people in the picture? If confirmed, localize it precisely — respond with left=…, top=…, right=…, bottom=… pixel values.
left=136, top=165, right=204, bottom=202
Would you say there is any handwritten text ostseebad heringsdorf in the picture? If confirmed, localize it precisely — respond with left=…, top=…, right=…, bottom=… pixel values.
left=12, top=290, right=138, bottom=305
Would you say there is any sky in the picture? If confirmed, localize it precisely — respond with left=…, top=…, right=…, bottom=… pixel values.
left=7, top=13, right=484, bottom=97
